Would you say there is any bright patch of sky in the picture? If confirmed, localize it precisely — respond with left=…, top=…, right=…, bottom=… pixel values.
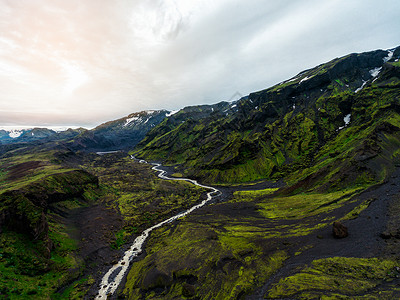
left=59, top=61, right=89, bottom=94
left=0, top=0, right=399, bottom=128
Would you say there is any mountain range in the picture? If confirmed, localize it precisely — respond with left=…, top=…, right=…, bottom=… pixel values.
left=1, top=45, right=400, bottom=299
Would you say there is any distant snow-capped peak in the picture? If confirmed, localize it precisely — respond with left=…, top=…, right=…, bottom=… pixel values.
left=8, top=129, right=23, bottom=138
left=123, top=110, right=164, bottom=127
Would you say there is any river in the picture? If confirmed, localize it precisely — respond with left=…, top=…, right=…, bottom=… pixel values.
left=95, top=157, right=221, bottom=299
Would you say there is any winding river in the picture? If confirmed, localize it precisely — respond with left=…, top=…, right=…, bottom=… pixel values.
left=96, top=157, right=221, bottom=299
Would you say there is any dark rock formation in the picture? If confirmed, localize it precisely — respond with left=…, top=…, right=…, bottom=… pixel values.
left=182, top=283, right=196, bottom=297
left=142, top=267, right=172, bottom=290
left=332, top=221, right=348, bottom=238
left=380, top=231, right=392, bottom=239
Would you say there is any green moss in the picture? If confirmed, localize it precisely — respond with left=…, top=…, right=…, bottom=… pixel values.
left=53, top=276, right=95, bottom=300
left=171, top=173, right=183, bottom=178
left=335, top=78, right=344, bottom=86
left=110, top=229, right=127, bottom=250
left=0, top=225, right=81, bottom=299
left=77, top=155, right=208, bottom=233
left=267, top=257, right=398, bottom=299
left=341, top=198, right=375, bottom=220
left=123, top=221, right=289, bottom=299
left=230, top=188, right=279, bottom=202
left=257, top=188, right=362, bottom=219
left=389, top=61, right=400, bottom=67
left=134, top=71, right=400, bottom=193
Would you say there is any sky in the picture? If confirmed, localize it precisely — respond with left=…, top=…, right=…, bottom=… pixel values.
left=0, top=0, right=399, bottom=129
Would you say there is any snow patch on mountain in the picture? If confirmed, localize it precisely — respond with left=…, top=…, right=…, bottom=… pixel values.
left=166, top=110, right=179, bottom=117
left=383, top=50, right=394, bottom=63
left=9, top=129, right=23, bottom=138
left=124, top=116, right=139, bottom=127
left=355, top=80, right=367, bottom=93
left=337, top=114, right=351, bottom=131
left=123, top=110, right=163, bottom=127
left=344, top=114, right=351, bottom=126
left=299, top=76, right=311, bottom=84
left=286, top=76, right=300, bottom=83
left=369, top=67, right=382, bottom=78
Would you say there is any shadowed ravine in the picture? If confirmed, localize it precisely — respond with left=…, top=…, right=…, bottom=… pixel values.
left=95, top=157, right=221, bottom=299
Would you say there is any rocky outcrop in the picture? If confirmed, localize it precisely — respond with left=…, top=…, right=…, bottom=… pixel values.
left=332, top=221, right=348, bottom=238
left=142, top=267, right=173, bottom=290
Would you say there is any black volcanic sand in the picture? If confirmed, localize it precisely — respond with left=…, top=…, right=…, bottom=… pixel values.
left=246, top=167, right=400, bottom=299
left=141, top=165, right=400, bottom=299
left=53, top=203, right=126, bottom=298
left=79, top=164, right=400, bottom=299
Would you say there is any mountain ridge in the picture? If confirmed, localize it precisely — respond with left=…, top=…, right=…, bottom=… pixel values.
left=2, top=45, right=400, bottom=299
left=134, top=46, right=400, bottom=187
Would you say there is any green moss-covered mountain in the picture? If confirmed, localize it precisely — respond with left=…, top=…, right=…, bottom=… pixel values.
left=135, top=46, right=400, bottom=187
left=2, top=45, right=400, bottom=300
left=113, top=46, right=400, bottom=299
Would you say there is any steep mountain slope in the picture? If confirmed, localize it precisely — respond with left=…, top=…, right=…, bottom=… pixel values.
left=136, top=101, right=238, bottom=156
left=65, top=110, right=169, bottom=151
left=2, top=45, right=400, bottom=299
left=122, top=47, right=400, bottom=300
left=135, top=46, right=400, bottom=186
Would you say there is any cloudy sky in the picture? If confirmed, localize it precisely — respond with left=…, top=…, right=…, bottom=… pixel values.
left=0, top=0, right=399, bottom=128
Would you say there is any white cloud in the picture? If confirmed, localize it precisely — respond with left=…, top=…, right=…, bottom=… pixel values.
left=0, top=0, right=399, bottom=127
left=59, top=61, right=90, bottom=94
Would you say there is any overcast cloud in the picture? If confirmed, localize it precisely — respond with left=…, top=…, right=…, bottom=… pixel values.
left=0, top=0, right=399, bottom=128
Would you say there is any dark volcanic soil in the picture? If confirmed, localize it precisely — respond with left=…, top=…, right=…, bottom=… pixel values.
left=68, top=205, right=123, bottom=263
left=71, top=163, right=400, bottom=299
left=247, top=166, right=400, bottom=299
left=6, top=160, right=45, bottom=181
left=53, top=203, right=125, bottom=298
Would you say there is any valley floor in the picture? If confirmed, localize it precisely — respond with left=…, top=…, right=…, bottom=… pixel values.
left=2, top=151, right=400, bottom=299
left=116, top=160, right=400, bottom=299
